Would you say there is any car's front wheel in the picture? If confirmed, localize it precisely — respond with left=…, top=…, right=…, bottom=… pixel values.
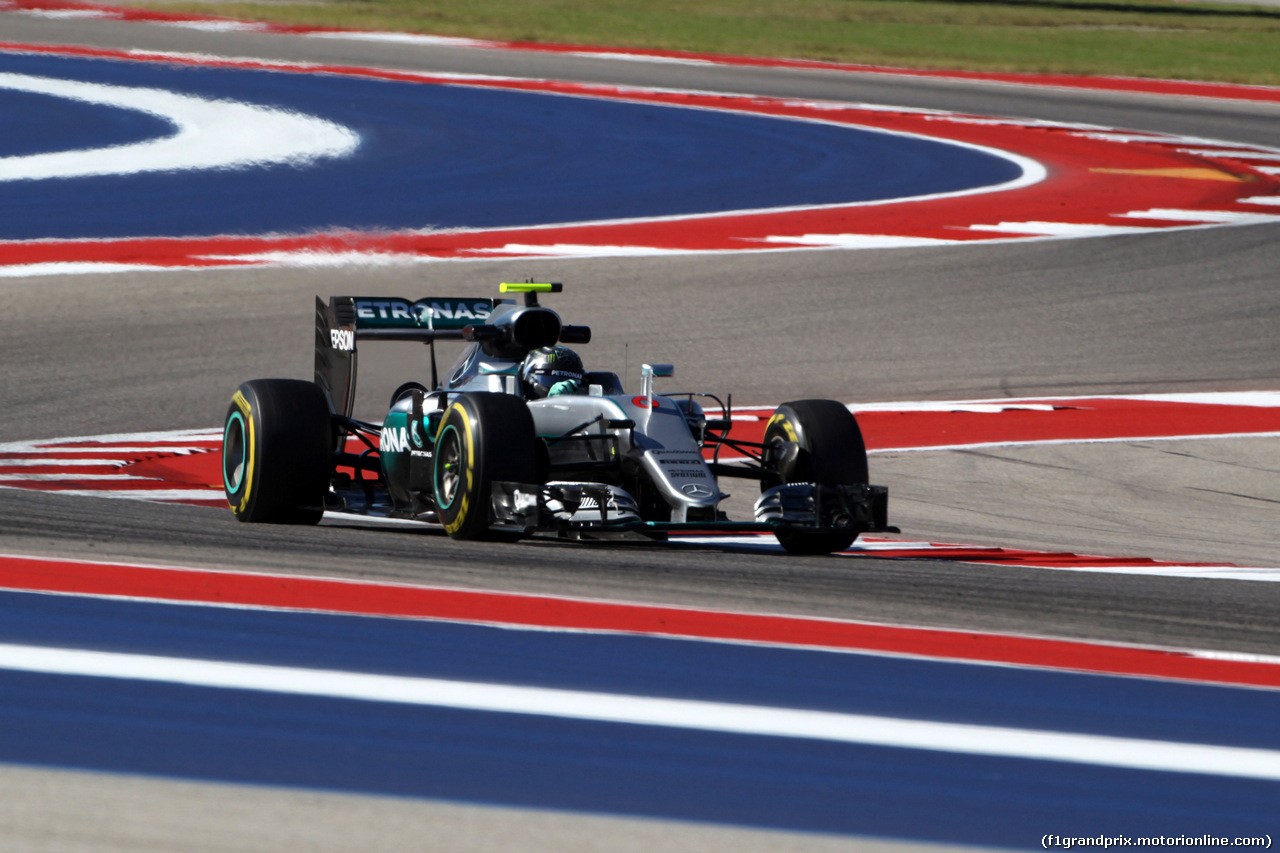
left=433, top=392, right=540, bottom=541
left=761, top=399, right=869, bottom=555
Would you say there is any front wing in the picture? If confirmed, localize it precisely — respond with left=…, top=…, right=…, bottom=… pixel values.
left=490, top=481, right=894, bottom=538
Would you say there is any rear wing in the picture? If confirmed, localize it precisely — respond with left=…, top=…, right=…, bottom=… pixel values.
left=315, top=295, right=498, bottom=418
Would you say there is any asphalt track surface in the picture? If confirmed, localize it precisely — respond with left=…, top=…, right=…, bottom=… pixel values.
left=2, top=11, right=1280, bottom=852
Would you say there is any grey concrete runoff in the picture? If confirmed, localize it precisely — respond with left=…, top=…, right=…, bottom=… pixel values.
left=2, top=763, right=983, bottom=853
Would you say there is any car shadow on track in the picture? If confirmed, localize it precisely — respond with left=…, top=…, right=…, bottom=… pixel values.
left=318, top=515, right=797, bottom=557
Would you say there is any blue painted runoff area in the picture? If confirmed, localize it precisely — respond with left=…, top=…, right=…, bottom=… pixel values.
left=0, top=50, right=1023, bottom=240
left=0, top=590, right=1276, bottom=849
left=0, top=86, right=174, bottom=158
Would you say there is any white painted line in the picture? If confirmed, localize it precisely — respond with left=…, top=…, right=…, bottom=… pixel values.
left=0, top=642, right=1277, bottom=780
left=0, top=473, right=154, bottom=481
left=936, top=116, right=1101, bottom=131
left=0, top=458, right=127, bottom=467
left=1194, top=650, right=1280, bottom=666
left=845, top=390, right=1280, bottom=410
left=196, top=249, right=429, bottom=267
left=1105, top=391, right=1280, bottom=407
left=968, top=221, right=1159, bottom=236
left=2, top=446, right=213, bottom=454
left=0, top=488, right=224, bottom=501
left=0, top=449, right=206, bottom=457
left=870, top=430, right=1280, bottom=453
left=303, top=30, right=500, bottom=49
left=849, top=401, right=1059, bottom=413
left=13, top=8, right=111, bottom=18
left=0, top=73, right=360, bottom=181
left=1070, top=132, right=1174, bottom=143
left=0, top=429, right=221, bottom=451
left=1119, top=208, right=1280, bottom=224
left=465, top=243, right=690, bottom=257
left=758, top=234, right=962, bottom=248
left=777, top=101, right=953, bottom=117
left=0, top=262, right=195, bottom=278
left=568, top=51, right=717, bottom=66
left=1177, top=148, right=1280, bottom=161
left=989, top=562, right=1280, bottom=583
left=155, top=20, right=268, bottom=33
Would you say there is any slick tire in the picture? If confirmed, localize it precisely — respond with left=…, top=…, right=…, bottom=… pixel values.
left=761, top=399, right=869, bottom=556
left=432, top=393, right=539, bottom=541
left=223, top=378, right=332, bottom=525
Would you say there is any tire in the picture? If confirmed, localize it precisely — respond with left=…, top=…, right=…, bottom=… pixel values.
left=761, top=399, right=869, bottom=555
left=223, top=379, right=332, bottom=524
left=432, top=393, right=540, bottom=541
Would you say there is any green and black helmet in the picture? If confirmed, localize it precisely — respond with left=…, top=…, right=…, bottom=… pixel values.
left=520, top=346, right=585, bottom=399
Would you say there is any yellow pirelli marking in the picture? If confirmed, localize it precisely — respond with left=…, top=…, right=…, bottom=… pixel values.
left=442, top=402, right=476, bottom=535
left=766, top=412, right=798, bottom=443
left=231, top=390, right=254, bottom=514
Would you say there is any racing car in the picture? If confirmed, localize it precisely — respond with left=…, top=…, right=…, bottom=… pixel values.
left=221, top=282, right=894, bottom=554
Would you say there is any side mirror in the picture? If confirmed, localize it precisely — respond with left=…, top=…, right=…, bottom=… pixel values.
left=640, top=363, right=674, bottom=401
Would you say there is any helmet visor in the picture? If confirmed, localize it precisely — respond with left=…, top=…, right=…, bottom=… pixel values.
left=528, top=368, right=582, bottom=396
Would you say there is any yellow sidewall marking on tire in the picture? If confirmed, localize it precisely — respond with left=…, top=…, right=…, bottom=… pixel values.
left=442, top=402, right=476, bottom=535
left=766, top=412, right=798, bottom=443
left=231, top=390, right=255, bottom=515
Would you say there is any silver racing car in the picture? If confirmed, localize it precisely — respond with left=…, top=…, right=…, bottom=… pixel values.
left=221, top=282, right=893, bottom=554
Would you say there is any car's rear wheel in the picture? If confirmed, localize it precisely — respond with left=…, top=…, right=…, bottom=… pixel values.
left=761, top=399, right=869, bottom=555
left=223, top=378, right=332, bottom=524
left=433, top=393, right=539, bottom=541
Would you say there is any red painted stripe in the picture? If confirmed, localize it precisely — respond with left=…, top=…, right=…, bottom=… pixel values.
left=0, top=553, right=1276, bottom=689
left=7, top=397, right=1279, bottom=502
left=0, top=481, right=177, bottom=492
left=723, top=398, right=1280, bottom=451
left=1, top=39, right=1277, bottom=270
left=12, top=440, right=217, bottom=448
left=124, top=451, right=220, bottom=488
left=866, top=544, right=1232, bottom=570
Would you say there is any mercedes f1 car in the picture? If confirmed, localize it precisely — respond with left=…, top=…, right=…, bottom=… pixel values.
left=222, top=282, right=894, bottom=554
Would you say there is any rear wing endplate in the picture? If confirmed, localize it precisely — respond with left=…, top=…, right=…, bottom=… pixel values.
left=315, top=295, right=498, bottom=418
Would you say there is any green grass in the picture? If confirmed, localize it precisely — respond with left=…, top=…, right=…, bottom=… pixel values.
left=118, top=0, right=1280, bottom=85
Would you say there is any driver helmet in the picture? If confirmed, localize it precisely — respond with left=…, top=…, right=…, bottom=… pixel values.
left=520, top=346, right=585, bottom=399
